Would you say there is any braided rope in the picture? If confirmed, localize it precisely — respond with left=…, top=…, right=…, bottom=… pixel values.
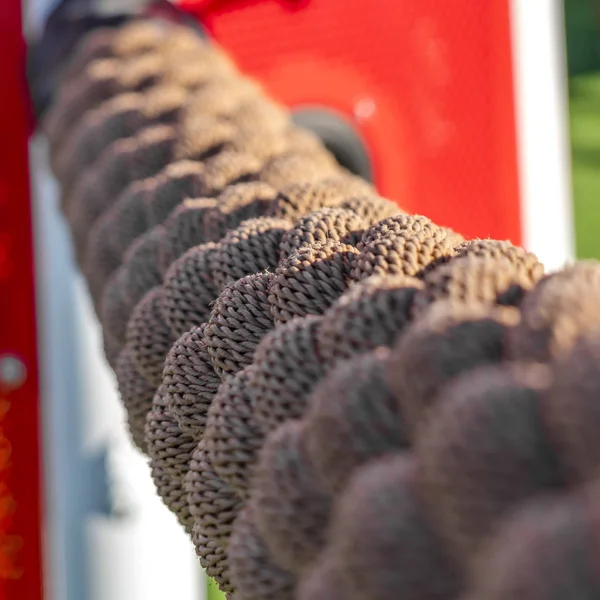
left=251, top=420, right=333, bottom=575
left=44, top=18, right=600, bottom=600
left=185, top=440, right=243, bottom=547
left=303, top=349, right=409, bottom=495
left=204, top=272, right=275, bottom=379
left=204, top=367, right=265, bottom=500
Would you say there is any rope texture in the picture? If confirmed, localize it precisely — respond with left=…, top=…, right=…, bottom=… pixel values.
left=44, top=18, right=600, bottom=600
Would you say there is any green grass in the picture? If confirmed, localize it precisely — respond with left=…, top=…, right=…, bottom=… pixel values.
left=569, top=73, right=600, bottom=259
left=207, top=577, right=225, bottom=600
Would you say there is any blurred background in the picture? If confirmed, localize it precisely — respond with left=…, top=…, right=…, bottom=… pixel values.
left=4, top=1, right=600, bottom=599
left=565, top=0, right=600, bottom=259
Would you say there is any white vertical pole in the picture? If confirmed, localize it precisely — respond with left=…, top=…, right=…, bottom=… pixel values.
left=509, top=0, right=575, bottom=272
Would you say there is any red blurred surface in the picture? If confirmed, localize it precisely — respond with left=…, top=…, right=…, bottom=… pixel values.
left=180, top=0, right=522, bottom=244
left=0, top=1, right=44, bottom=598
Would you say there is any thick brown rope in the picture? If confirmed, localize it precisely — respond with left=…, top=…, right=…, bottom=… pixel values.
left=45, top=19, right=600, bottom=600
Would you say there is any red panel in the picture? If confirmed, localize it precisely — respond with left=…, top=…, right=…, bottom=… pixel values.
left=0, top=1, right=44, bottom=599
left=180, top=0, right=522, bottom=244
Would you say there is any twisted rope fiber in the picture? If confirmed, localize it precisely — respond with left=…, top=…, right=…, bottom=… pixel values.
left=350, top=213, right=465, bottom=282
left=147, top=384, right=243, bottom=544
left=246, top=315, right=326, bottom=436
left=228, top=504, right=296, bottom=600
left=86, top=178, right=154, bottom=296
left=268, top=240, right=360, bottom=325
left=295, top=552, right=346, bottom=600
left=230, top=126, right=329, bottom=163
left=67, top=124, right=263, bottom=263
left=63, top=66, right=294, bottom=264
left=256, top=150, right=340, bottom=190
left=50, top=27, right=126, bottom=90
left=45, top=18, right=600, bottom=600
left=146, top=384, right=197, bottom=478
left=126, top=286, right=175, bottom=387
left=112, top=214, right=292, bottom=414
left=544, top=333, right=600, bottom=484
left=464, top=480, right=600, bottom=599
left=102, top=328, right=123, bottom=369
left=506, top=261, right=600, bottom=363
left=186, top=226, right=482, bottom=596
left=414, top=363, right=563, bottom=565
left=56, top=85, right=185, bottom=195
left=88, top=151, right=347, bottom=312
left=127, top=234, right=272, bottom=450
left=100, top=268, right=131, bottom=354
left=50, top=50, right=198, bottom=178
left=184, top=440, right=243, bottom=549
left=46, top=23, right=227, bottom=157
left=45, top=30, right=164, bottom=155
left=156, top=197, right=219, bottom=275
left=161, top=242, right=221, bottom=340
left=421, top=236, right=544, bottom=278
left=355, top=211, right=441, bottom=248
left=202, top=182, right=279, bottom=242
left=210, top=192, right=600, bottom=596
left=303, top=348, right=410, bottom=496
left=84, top=159, right=212, bottom=298
left=93, top=158, right=350, bottom=326
left=63, top=77, right=334, bottom=258
left=388, top=300, right=520, bottom=439
left=146, top=388, right=198, bottom=534
left=338, top=193, right=403, bottom=224
left=56, top=39, right=238, bottom=188
left=106, top=190, right=454, bottom=380
left=127, top=198, right=390, bottom=584
left=100, top=197, right=217, bottom=350
left=102, top=177, right=376, bottom=440
left=107, top=227, right=164, bottom=335
left=90, top=178, right=272, bottom=298
left=204, top=367, right=266, bottom=500
left=151, top=462, right=194, bottom=533
left=67, top=123, right=178, bottom=261
left=309, top=454, right=463, bottom=600
left=278, top=206, right=367, bottom=258
left=85, top=143, right=360, bottom=338
left=57, top=21, right=211, bottom=87
left=251, top=420, right=333, bottom=575
left=412, top=250, right=544, bottom=318
left=263, top=176, right=374, bottom=222
left=47, top=20, right=204, bottom=97
left=192, top=524, right=235, bottom=594
left=209, top=217, right=292, bottom=292
left=315, top=273, right=422, bottom=369
left=162, top=324, right=221, bottom=441
left=114, top=346, right=156, bottom=452
left=211, top=262, right=600, bottom=600
left=204, top=272, right=275, bottom=380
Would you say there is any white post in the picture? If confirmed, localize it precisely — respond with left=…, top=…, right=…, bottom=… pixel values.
left=509, top=0, right=575, bottom=272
